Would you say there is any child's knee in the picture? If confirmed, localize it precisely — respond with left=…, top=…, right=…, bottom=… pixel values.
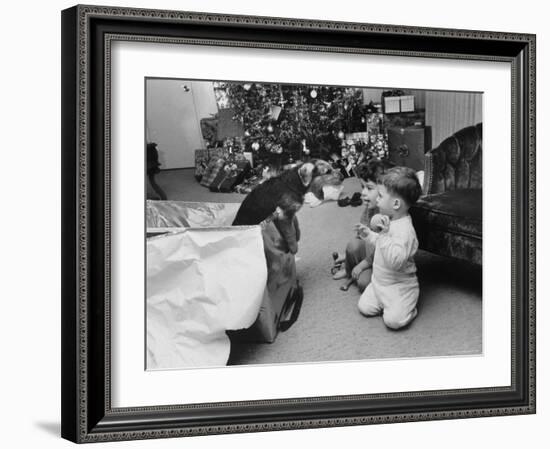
left=383, top=315, right=404, bottom=330
left=346, top=238, right=363, bottom=255
left=358, top=303, right=378, bottom=317
left=358, top=296, right=379, bottom=316
left=383, top=308, right=417, bottom=330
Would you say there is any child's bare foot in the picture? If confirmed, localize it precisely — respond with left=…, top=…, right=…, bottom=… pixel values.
left=332, top=268, right=347, bottom=280
left=340, top=278, right=354, bottom=291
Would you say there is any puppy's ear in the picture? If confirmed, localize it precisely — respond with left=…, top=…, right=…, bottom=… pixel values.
left=298, top=162, right=315, bottom=186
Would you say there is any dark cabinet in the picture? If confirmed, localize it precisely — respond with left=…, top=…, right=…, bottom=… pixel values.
left=387, top=126, right=432, bottom=172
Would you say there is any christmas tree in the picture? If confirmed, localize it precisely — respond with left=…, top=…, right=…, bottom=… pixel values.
left=224, top=82, right=365, bottom=165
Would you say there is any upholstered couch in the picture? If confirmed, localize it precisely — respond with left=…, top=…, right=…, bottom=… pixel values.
left=410, top=123, right=482, bottom=265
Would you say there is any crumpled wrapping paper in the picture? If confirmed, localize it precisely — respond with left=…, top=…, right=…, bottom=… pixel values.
left=146, top=200, right=241, bottom=230
left=147, top=226, right=267, bottom=370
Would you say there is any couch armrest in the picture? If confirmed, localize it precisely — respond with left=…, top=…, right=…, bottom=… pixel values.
left=423, top=151, right=434, bottom=195
left=421, top=124, right=482, bottom=195
left=423, top=141, right=453, bottom=195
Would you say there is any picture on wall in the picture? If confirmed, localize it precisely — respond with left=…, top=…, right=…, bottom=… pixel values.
left=144, top=77, right=483, bottom=371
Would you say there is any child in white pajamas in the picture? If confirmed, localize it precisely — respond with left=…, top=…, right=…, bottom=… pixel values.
left=357, top=166, right=423, bottom=330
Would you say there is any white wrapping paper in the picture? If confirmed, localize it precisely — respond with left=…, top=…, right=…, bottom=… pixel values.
left=146, top=226, right=267, bottom=370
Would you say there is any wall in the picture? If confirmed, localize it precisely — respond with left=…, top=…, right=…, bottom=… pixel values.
left=146, top=78, right=475, bottom=167
left=3, top=1, right=546, bottom=449
left=426, top=91, right=483, bottom=147
left=146, top=79, right=217, bottom=169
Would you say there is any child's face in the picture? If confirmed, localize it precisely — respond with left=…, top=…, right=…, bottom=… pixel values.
left=360, top=180, right=379, bottom=210
left=376, top=184, right=399, bottom=217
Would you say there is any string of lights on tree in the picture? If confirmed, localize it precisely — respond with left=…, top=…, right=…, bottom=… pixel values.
left=214, top=81, right=389, bottom=165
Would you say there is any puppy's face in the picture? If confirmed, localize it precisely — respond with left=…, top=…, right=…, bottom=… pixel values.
left=298, top=160, right=341, bottom=186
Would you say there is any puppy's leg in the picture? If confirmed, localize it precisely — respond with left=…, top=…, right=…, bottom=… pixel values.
left=274, top=215, right=298, bottom=255
left=275, top=193, right=303, bottom=254
left=293, top=215, right=301, bottom=242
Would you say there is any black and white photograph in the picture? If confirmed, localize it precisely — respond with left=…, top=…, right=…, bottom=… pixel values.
left=55, top=2, right=538, bottom=445
left=145, top=78, right=483, bottom=370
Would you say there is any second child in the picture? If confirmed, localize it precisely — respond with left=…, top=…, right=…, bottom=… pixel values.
left=332, top=159, right=394, bottom=292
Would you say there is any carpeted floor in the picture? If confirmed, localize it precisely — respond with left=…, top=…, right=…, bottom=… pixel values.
left=150, top=168, right=482, bottom=366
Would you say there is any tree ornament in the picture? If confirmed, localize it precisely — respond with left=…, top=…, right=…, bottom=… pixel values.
left=279, top=90, right=287, bottom=106
left=227, top=81, right=371, bottom=165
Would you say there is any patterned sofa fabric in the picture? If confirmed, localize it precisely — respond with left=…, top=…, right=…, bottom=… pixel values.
left=427, top=123, right=482, bottom=194
left=410, top=123, right=482, bottom=265
left=411, top=189, right=482, bottom=265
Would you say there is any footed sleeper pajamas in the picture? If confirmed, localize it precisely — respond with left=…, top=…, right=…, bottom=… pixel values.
left=358, top=214, right=419, bottom=330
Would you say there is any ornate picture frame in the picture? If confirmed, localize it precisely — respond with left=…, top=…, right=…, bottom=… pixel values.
left=61, top=4, right=535, bottom=443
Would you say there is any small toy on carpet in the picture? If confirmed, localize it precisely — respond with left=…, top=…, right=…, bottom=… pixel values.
left=330, top=251, right=345, bottom=275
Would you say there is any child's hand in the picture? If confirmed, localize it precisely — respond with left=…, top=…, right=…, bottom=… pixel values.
left=354, top=223, right=370, bottom=239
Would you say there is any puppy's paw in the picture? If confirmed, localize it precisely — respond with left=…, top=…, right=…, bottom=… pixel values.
left=287, top=242, right=298, bottom=255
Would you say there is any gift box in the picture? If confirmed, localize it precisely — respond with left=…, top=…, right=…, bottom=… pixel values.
left=384, top=96, right=401, bottom=114
left=194, top=149, right=210, bottom=181
left=199, top=157, right=226, bottom=187
left=400, top=95, right=415, bottom=112
left=382, top=94, right=415, bottom=114
left=146, top=200, right=302, bottom=370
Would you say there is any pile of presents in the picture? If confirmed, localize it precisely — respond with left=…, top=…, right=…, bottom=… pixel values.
left=195, top=148, right=265, bottom=194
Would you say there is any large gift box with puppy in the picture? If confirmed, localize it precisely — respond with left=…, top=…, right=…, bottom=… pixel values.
left=146, top=200, right=302, bottom=370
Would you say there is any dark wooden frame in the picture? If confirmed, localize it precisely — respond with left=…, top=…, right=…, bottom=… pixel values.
left=61, top=4, right=536, bottom=443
